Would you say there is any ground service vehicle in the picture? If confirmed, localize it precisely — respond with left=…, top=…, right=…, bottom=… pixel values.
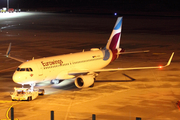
left=0, top=7, right=7, bottom=13
left=15, top=9, right=21, bottom=12
left=8, top=8, right=14, bottom=13
left=10, top=88, right=44, bottom=101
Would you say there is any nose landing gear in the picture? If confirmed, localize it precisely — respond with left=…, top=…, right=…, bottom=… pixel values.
left=29, top=83, right=45, bottom=95
left=30, top=83, right=36, bottom=91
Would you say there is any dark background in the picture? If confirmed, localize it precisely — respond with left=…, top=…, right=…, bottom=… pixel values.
left=0, top=0, right=180, bottom=16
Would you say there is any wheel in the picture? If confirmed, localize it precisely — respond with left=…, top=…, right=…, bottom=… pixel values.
left=39, top=91, right=44, bottom=95
left=38, top=89, right=45, bottom=95
left=27, top=97, right=30, bottom=101
left=27, top=96, right=32, bottom=101
left=12, top=99, right=15, bottom=101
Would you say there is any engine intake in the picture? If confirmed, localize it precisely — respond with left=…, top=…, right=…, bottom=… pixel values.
left=74, top=75, right=94, bottom=88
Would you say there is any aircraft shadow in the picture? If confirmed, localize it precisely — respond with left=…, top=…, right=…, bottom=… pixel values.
left=52, top=80, right=78, bottom=91
left=47, top=73, right=135, bottom=91
left=53, top=84, right=77, bottom=91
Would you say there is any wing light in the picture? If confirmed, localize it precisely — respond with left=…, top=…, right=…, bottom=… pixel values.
left=159, top=66, right=163, bottom=69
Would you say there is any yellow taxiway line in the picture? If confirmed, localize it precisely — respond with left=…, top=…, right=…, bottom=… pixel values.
left=0, top=101, right=20, bottom=120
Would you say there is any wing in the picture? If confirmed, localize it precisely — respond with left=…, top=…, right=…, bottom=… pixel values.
left=94, top=52, right=174, bottom=72
left=68, top=52, right=174, bottom=75
left=6, top=43, right=27, bottom=63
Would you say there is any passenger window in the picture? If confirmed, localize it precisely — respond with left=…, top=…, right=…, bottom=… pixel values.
left=26, top=68, right=29, bottom=71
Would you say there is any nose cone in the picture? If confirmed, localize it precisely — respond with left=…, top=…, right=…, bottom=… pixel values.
left=12, top=72, right=26, bottom=84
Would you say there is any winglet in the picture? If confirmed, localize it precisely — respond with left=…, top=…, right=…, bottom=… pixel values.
left=5, top=43, right=26, bottom=63
left=6, top=43, right=11, bottom=57
left=165, top=52, right=174, bottom=67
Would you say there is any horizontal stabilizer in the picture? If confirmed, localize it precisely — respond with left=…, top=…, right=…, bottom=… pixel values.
left=119, top=50, right=149, bottom=54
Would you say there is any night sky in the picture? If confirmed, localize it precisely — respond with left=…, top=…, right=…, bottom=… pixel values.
left=0, top=0, right=180, bottom=15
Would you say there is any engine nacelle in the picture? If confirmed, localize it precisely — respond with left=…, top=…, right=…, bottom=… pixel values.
left=74, top=75, right=94, bottom=88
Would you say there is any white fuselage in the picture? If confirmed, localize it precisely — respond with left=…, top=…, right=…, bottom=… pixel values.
left=12, top=49, right=113, bottom=84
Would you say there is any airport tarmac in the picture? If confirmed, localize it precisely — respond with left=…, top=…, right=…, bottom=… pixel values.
left=0, top=12, right=180, bottom=120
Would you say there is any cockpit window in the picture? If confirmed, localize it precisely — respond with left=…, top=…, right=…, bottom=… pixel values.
left=16, top=67, right=20, bottom=71
left=20, top=68, right=25, bottom=71
left=16, top=67, right=33, bottom=72
left=29, top=68, right=33, bottom=71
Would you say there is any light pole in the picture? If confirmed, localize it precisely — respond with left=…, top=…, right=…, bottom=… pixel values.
left=7, top=0, right=9, bottom=10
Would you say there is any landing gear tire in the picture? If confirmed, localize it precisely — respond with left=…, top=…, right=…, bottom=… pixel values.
left=27, top=96, right=32, bottom=101
left=38, top=89, right=45, bottom=95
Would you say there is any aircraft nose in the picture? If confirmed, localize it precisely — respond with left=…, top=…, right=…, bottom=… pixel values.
left=12, top=72, right=26, bottom=84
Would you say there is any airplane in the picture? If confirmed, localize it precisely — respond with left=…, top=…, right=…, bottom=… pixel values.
left=6, top=17, right=174, bottom=90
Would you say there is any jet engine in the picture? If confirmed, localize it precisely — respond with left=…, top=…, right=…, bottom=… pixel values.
left=74, top=75, right=94, bottom=88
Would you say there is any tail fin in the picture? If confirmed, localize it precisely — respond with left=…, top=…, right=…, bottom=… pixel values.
left=106, top=17, right=122, bottom=50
